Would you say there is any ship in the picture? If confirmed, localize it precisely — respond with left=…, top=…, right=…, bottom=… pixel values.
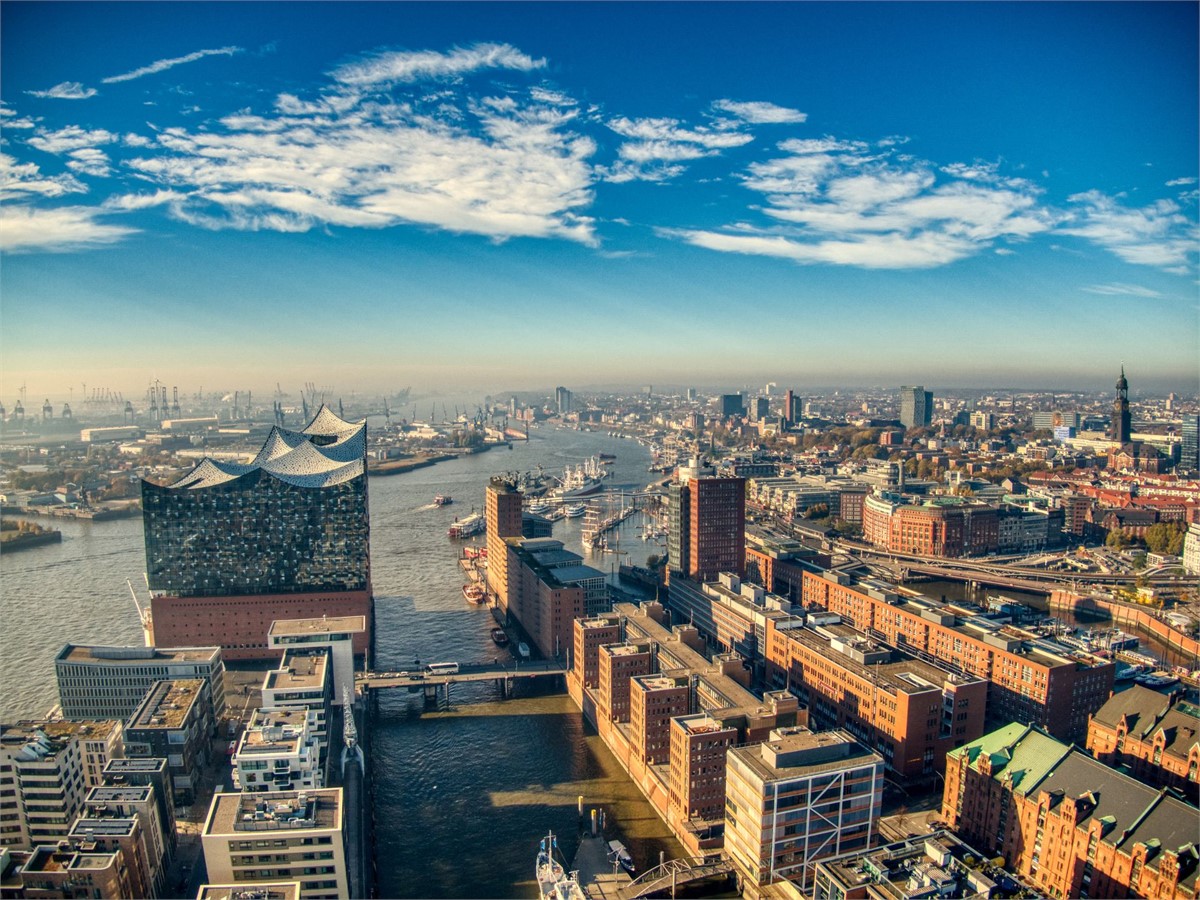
left=434, top=495, right=452, bottom=506
left=536, top=832, right=585, bottom=900
left=549, top=457, right=607, bottom=501
left=564, top=504, right=587, bottom=518
left=462, top=584, right=485, bottom=604
left=448, top=513, right=486, bottom=538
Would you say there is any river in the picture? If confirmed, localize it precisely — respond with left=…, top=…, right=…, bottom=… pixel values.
left=0, top=423, right=682, bottom=897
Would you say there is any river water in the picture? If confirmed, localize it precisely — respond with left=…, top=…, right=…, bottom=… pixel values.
left=0, top=424, right=682, bottom=897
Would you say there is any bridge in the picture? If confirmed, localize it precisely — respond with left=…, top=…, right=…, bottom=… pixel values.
left=620, top=856, right=733, bottom=899
left=357, top=660, right=567, bottom=703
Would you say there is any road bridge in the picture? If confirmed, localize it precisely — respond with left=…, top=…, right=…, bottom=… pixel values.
left=357, top=660, right=567, bottom=704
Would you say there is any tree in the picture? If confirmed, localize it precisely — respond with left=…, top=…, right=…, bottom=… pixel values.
left=1144, top=522, right=1185, bottom=556
left=1106, top=529, right=1129, bottom=551
left=803, top=503, right=830, bottom=520
left=1131, top=551, right=1147, bottom=571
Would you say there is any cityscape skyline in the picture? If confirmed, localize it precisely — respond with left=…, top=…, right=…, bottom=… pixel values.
left=1, top=2, right=1197, bottom=396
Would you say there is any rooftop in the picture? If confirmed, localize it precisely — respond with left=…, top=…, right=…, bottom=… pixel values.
left=198, top=884, right=303, bottom=900
left=56, top=644, right=221, bottom=665
left=128, top=679, right=205, bottom=730
left=268, top=615, right=366, bottom=638
left=205, top=789, right=342, bottom=836
left=1, top=719, right=120, bottom=754
left=730, top=727, right=883, bottom=782
left=265, top=649, right=330, bottom=692
left=790, top=624, right=978, bottom=694
left=674, top=714, right=735, bottom=737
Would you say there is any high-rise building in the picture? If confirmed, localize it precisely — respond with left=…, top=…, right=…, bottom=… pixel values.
left=124, top=679, right=214, bottom=805
left=666, top=459, right=746, bottom=583
left=750, top=397, right=770, bottom=421
left=899, top=385, right=933, bottom=429
left=141, top=406, right=372, bottom=660
left=720, top=393, right=744, bottom=417
left=725, top=727, right=883, bottom=890
left=1112, top=366, right=1132, bottom=443
left=485, top=477, right=525, bottom=607
left=1180, top=413, right=1199, bottom=472
left=668, top=714, right=737, bottom=823
left=555, top=386, right=573, bottom=415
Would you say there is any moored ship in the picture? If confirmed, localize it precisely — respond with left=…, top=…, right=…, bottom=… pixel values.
left=448, top=513, right=485, bottom=538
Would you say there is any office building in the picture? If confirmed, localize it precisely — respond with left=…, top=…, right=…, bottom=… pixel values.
left=101, top=758, right=176, bottom=859
left=861, top=495, right=1000, bottom=558
left=233, top=707, right=323, bottom=793
left=899, top=386, right=933, bottom=429
left=142, top=406, right=371, bottom=660
left=1181, top=414, right=1200, bottom=473
left=573, top=616, right=622, bottom=690
left=201, top=789, right=348, bottom=900
left=943, top=723, right=1199, bottom=900
left=801, top=568, right=1113, bottom=741
left=267, top=617, right=363, bottom=707
left=668, top=714, right=737, bottom=823
left=597, top=643, right=653, bottom=723
left=262, top=647, right=334, bottom=765
left=1086, top=685, right=1200, bottom=801
left=124, top=679, right=214, bottom=805
left=720, top=394, right=745, bottom=418
left=0, top=720, right=124, bottom=850
left=494, top=536, right=588, bottom=659
left=54, top=644, right=225, bottom=721
left=750, top=397, right=770, bottom=421
left=667, top=459, right=745, bottom=584
left=555, top=386, right=573, bottom=415
left=72, top=784, right=173, bottom=900
left=485, top=476, right=525, bottom=606
left=629, top=675, right=691, bottom=767
left=762, top=620, right=988, bottom=782
left=724, top=727, right=883, bottom=890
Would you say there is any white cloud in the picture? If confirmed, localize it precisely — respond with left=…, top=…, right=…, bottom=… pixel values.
left=712, top=99, right=806, bottom=124
left=102, top=46, right=243, bottom=84
left=1061, top=190, right=1198, bottom=272
left=27, top=126, right=118, bottom=154
left=66, top=148, right=111, bottom=177
left=0, top=105, right=36, bottom=129
left=0, top=153, right=87, bottom=201
left=1081, top=283, right=1162, bottom=298
left=1166, top=177, right=1197, bottom=187
left=666, top=136, right=1055, bottom=269
left=123, top=133, right=154, bottom=148
left=0, top=204, right=136, bottom=252
left=104, top=189, right=189, bottom=211
left=331, top=43, right=544, bottom=86
left=25, top=82, right=97, bottom=100
left=604, top=115, right=755, bottom=181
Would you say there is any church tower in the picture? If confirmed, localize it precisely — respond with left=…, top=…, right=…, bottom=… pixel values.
left=1112, top=366, right=1131, bottom=444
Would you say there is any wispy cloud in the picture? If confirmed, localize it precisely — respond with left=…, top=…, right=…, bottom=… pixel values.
left=712, top=99, right=806, bottom=124
left=602, top=115, right=754, bottom=182
left=331, top=43, right=544, bottom=86
left=667, top=138, right=1054, bottom=268
left=27, top=126, right=118, bottom=155
left=0, top=204, right=137, bottom=252
left=1166, top=177, right=1197, bottom=187
left=25, top=82, right=97, bottom=100
left=102, top=47, right=243, bottom=84
left=66, top=148, right=112, bottom=178
left=1061, top=190, right=1198, bottom=273
left=0, top=153, right=87, bottom=202
left=1081, top=282, right=1162, bottom=297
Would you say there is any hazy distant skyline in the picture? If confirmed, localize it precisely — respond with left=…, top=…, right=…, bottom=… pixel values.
left=1, top=2, right=1197, bottom=399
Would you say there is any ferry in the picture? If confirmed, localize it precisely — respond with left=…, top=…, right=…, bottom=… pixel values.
left=564, top=504, right=587, bottom=518
left=434, top=495, right=452, bottom=506
left=448, top=513, right=485, bottom=538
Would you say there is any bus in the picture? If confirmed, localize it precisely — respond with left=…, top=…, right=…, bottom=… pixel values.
left=424, top=662, right=460, bottom=676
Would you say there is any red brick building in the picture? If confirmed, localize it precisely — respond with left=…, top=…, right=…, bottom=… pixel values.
left=669, top=714, right=737, bottom=822
left=597, top=643, right=652, bottom=723
left=630, top=674, right=691, bottom=766
left=1087, top=686, right=1200, bottom=802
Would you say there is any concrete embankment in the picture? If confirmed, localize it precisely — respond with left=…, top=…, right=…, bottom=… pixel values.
left=1049, top=590, right=1200, bottom=660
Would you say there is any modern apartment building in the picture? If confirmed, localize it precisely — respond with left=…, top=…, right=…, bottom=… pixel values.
left=267, top=617, right=363, bottom=707
left=0, top=719, right=124, bottom=850
left=597, top=643, right=653, bottom=723
left=262, top=647, right=334, bottom=771
left=79, top=782, right=174, bottom=897
left=943, top=723, right=1199, bottom=900
left=124, top=679, right=214, bottom=805
left=668, top=714, right=737, bottom=823
left=724, top=727, right=883, bottom=891
left=142, top=406, right=372, bottom=660
left=233, top=707, right=323, bottom=794
left=800, top=568, right=1113, bottom=741
left=201, top=789, right=347, bottom=900
left=2, top=845, right=130, bottom=897
left=54, top=643, right=226, bottom=721
left=629, top=675, right=691, bottom=767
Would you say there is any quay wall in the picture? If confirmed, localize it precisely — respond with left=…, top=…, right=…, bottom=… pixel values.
left=1049, top=590, right=1200, bottom=660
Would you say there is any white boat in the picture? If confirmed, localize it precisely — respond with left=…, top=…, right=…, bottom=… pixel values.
left=536, top=832, right=585, bottom=900
left=550, top=457, right=606, bottom=500
left=448, top=513, right=486, bottom=538
left=528, top=502, right=552, bottom=515
left=565, top=504, right=586, bottom=518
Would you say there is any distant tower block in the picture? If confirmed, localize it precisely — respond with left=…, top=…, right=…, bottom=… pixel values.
left=42, top=399, right=52, bottom=421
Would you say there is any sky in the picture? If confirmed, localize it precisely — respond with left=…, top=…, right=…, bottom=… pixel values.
left=1, top=2, right=1197, bottom=400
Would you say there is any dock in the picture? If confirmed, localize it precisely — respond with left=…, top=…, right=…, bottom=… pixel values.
left=571, top=834, right=632, bottom=900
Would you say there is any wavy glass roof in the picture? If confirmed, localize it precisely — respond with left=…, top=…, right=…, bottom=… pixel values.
left=169, top=405, right=366, bottom=490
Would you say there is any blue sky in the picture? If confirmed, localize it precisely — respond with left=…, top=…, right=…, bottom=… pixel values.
left=2, top=2, right=1197, bottom=398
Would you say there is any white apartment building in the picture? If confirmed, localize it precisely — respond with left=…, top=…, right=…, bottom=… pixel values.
left=267, top=617, right=364, bottom=707
left=261, top=647, right=333, bottom=764
left=54, top=644, right=225, bottom=720
left=202, top=789, right=347, bottom=900
left=724, top=727, right=883, bottom=891
left=233, top=707, right=323, bottom=793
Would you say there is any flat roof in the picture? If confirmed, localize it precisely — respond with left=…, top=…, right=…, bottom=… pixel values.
left=1, top=719, right=120, bottom=749
left=674, top=715, right=735, bottom=736
left=729, top=729, right=882, bottom=783
left=205, top=789, right=342, bottom=836
left=269, top=616, right=365, bottom=637
left=790, top=626, right=976, bottom=694
left=56, top=644, right=221, bottom=665
left=128, top=679, right=205, bottom=730
left=87, top=786, right=153, bottom=803
left=198, top=884, right=303, bottom=900
left=265, top=649, right=330, bottom=692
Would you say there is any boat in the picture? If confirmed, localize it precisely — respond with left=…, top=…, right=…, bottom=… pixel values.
left=607, top=840, right=635, bottom=874
left=462, top=584, right=485, bottom=604
left=490, top=627, right=510, bottom=646
left=528, top=502, right=552, bottom=515
left=434, top=495, right=452, bottom=506
left=549, top=457, right=607, bottom=501
left=536, top=831, right=585, bottom=900
left=447, top=513, right=486, bottom=538
left=597, top=452, right=616, bottom=460
left=1135, top=670, right=1181, bottom=688
left=1115, top=662, right=1146, bottom=682
left=564, top=504, right=586, bottom=518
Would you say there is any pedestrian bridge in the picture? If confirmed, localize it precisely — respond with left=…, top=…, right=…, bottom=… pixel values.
left=357, top=659, right=566, bottom=690
left=620, top=856, right=733, bottom=899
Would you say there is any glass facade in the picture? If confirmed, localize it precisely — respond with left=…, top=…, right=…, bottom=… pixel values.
left=142, top=467, right=369, bottom=597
